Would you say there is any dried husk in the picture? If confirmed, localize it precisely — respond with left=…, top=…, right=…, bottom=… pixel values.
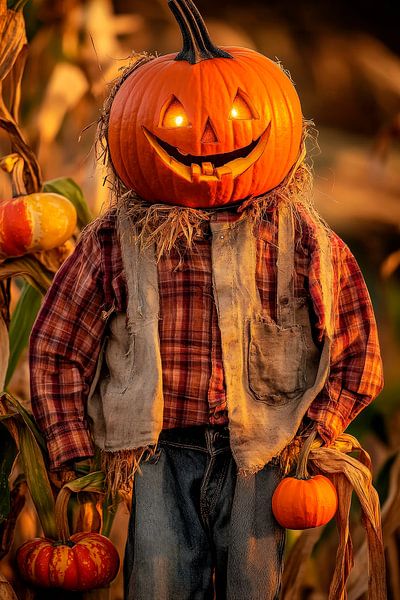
left=0, top=256, right=53, bottom=294
left=0, top=314, right=9, bottom=390
left=282, top=433, right=386, bottom=600
left=0, top=1, right=41, bottom=193
left=0, top=480, right=26, bottom=561
left=0, top=1, right=26, bottom=83
left=0, top=573, right=18, bottom=600
left=347, top=452, right=400, bottom=599
left=281, top=527, right=324, bottom=599
left=54, top=471, right=105, bottom=541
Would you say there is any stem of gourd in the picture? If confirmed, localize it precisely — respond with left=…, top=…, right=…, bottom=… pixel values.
left=0, top=153, right=26, bottom=195
left=295, top=429, right=318, bottom=480
left=55, top=486, right=72, bottom=542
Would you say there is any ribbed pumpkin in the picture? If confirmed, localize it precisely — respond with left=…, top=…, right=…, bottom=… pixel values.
left=272, top=431, right=338, bottom=529
left=16, top=532, right=120, bottom=591
left=108, top=0, right=303, bottom=208
left=0, top=193, right=77, bottom=257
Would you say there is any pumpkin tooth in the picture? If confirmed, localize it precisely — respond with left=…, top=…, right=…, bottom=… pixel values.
left=215, top=165, right=233, bottom=181
left=191, top=163, right=201, bottom=183
left=201, top=162, right=214, bottom=176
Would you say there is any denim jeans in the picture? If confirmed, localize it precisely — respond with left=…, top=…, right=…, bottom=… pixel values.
left=124, top=426, right=285, bottom=599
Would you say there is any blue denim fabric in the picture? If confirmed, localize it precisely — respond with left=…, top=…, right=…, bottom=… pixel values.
left=124, top=426, right=285, bottom=600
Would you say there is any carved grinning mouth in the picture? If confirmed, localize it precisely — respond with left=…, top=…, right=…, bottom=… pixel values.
left=143, top=124, right=271, bottom=183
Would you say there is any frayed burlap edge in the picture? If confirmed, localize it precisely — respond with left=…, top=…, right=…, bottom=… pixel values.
left=100, top=446, right=156, bottom=497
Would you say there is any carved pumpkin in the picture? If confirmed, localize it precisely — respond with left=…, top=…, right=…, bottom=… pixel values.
left=16, top=532, right=120, bottom=591
left=108, top=0, right=303, bottom=208
left=272, top=432, right=338, bottom=529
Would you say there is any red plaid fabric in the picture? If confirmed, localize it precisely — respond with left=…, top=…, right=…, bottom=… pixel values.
left=29, top=207, right=383, bottom=469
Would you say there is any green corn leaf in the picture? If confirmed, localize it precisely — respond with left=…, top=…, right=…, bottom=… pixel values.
left=101, top=492, right=119, bottom=538
left=1, top=392, right=46, bottom=452
left=0, top=423, right=17, bottom=524
left=43, top=178, right=93, bottom=229
left=0, top=313, right=9, bottom=391
left=18, top=424, right=57, bottom=539
left=64, top=471, right=105, bottom=494
left=5, top=283, right=41, bottom=388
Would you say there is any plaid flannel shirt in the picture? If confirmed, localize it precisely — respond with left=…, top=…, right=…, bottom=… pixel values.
left=29, top=207, right=384, bottom=469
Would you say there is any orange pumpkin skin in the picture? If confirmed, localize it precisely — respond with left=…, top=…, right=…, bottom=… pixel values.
left=272, top=474, right=338, bottom=529
left=16, top=532, right=120, bottom=591
left=108, top=46, right=303, bottom=208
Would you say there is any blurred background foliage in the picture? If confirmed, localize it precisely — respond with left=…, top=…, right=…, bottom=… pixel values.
left=1, top=0, right=399, bottom=598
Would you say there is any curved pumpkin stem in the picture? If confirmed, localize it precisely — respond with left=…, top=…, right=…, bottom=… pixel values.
left=55, top=486, right=72, bottom=542
left=168, top=0, right=233, bottom=64
left=295, top=429, right=318, bottom=480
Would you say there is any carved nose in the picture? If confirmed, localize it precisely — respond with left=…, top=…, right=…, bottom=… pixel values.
left=201, top=118, right=219, bottom=143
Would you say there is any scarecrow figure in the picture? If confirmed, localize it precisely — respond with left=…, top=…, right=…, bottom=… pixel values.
left=30, top=1, right=383, bottom=598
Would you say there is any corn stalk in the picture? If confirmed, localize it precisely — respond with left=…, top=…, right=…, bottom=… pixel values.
left=0, top=0, right=41, bottom=193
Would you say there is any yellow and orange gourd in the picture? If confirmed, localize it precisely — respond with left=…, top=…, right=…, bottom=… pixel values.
left=0, top=193, right=77, bottom=257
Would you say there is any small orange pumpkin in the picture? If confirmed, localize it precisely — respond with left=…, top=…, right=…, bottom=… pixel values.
left=107, top=0, right=303, bottom=208
left=272, top=431, right=338, bottom=529
left=16, top=532, right=120, bottom=591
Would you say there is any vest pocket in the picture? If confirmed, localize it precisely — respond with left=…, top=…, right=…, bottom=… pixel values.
left=248, top=317, right=306, bottom=405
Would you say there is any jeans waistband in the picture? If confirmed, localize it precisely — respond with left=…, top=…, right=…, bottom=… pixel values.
left=158, top=425, right=230, bottom=453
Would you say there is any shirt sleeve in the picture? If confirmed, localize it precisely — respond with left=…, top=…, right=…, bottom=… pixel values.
left=307, top=234, right=384, bottom=443
left=29, top=227, right=107, bottom=470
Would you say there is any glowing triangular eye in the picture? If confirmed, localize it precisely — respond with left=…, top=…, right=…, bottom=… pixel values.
left=161, top=96, right=190, bottom=128
left=230, top=93, right=254, bottom=120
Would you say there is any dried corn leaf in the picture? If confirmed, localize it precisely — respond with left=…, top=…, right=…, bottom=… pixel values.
left=348, top=453, right=400, bottom=599
left=0, top=422, right=17, bottom=524
left=0, top=313, right=9, bottom=390
left=74, top=493, right=102, bottom=534
left=0, top=1, right=26, bottom=83
left=2, top=44, right=27, bottom=122
left=282, top=527, right=324, bottom=599
left=0, top=394, right=18, bottom=445
left=309, top=435, right=386, bottom=600
left=0, top=116, right=41, bottom=193
left=0, top=479, right=26, bottom=561
left=0, top=255, right=53, bottom=294
left=55, top=472, right=105, bottom=540
left=0, top=573, right=18, bottom=600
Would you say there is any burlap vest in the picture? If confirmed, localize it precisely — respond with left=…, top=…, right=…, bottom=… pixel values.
left=87, top=205, right=333, bottom=474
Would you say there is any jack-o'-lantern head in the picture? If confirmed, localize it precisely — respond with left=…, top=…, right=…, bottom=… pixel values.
left=107, top=0, right=303, bottom=208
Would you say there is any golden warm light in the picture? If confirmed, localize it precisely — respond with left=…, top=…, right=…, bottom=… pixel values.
left=230, top=94, right=253, bottom=120
left=162, top=97, right=190, bottom=128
